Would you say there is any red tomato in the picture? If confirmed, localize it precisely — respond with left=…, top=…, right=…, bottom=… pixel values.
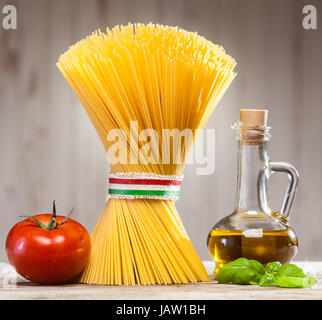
left=6, top=213, right=91, bottom=284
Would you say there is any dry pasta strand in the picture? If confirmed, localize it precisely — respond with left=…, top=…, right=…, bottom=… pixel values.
left=57, top=23, right=236, bottom=285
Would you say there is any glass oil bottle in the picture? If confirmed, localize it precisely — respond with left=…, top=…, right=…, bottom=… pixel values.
left=208, top=109, right=299, bottom=277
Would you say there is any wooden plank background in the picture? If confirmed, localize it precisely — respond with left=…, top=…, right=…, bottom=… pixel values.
left=0, top=0, right=321, bottom=262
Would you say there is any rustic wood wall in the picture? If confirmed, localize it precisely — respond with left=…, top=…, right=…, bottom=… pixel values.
left=0, top=0, right=321, bottom=262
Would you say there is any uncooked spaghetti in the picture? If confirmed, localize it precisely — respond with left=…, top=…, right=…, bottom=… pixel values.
left=57, top=23, right=236, bottom=285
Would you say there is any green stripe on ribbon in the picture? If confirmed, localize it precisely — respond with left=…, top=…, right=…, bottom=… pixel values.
left=108, top=189, right=179, bottom=197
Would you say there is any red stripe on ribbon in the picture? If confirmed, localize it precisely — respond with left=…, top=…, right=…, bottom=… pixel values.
left=109, top=178, right=182, bottom=186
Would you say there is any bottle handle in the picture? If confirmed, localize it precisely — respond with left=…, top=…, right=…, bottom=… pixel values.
left=268, top=162, right=299, bottom=218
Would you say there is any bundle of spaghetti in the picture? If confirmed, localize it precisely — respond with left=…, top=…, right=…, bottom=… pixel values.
left=57, top=23, right=236, bottom=285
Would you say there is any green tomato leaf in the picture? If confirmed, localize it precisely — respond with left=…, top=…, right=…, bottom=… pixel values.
left=217, top=258, right=265, bottom=285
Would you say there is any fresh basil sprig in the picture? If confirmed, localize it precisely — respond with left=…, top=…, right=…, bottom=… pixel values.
left=217, top=258, right=317, bottom=288
left=259, top=261, right=281, bottom=287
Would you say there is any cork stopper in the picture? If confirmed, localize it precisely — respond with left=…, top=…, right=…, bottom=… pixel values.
left=238, top=109, right=269, bottom=145
left=240, top=109, right=268, bottom=127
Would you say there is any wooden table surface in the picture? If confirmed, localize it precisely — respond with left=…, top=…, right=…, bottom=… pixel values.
left=0, top=261, right=321, bottom=300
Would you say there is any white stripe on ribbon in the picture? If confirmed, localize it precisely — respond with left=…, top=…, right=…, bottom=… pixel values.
left=108, top=183, right=181, bottom=192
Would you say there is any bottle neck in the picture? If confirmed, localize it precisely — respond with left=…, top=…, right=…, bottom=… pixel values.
left=234, top=140, right=270, bottom=213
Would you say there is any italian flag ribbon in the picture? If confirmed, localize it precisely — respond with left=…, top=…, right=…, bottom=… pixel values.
left=107, top=172, right=183, bottom=201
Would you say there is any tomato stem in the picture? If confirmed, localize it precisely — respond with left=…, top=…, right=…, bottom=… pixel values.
left=46, top=201, right=57, bottom=230
left=19, top=201, right=74, bottom=230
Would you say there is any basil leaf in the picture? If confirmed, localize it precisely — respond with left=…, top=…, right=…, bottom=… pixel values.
left=217, top=259, right=318, bottom=288
left=259, top=262, right=281, bottom=286
left=304, top=273, right=318, bottom=288
left=265, top=262, right=281, bottom=276
left=277, top=264, right=305, bottom=278
left=217, top=257, right=265, bottom=285
left=274, top=264, right=317, bottom=288
left=275, top=273, right=317, bottom=288
left=275, top=276, right=304, bottom=288
left=259, top=274, right=276, bottom=287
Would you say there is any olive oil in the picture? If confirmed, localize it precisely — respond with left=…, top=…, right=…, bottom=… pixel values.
left=207, top=110, right=300, bottom=277
left=208, top=227, right=298, bottom=276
